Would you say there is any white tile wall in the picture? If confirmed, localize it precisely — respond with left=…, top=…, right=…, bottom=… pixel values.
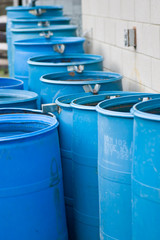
left=109, top=0, right=121, bottom=19
left=95, top=17, right=105, bottom=42
left=121, top=0, right=135, bottom=21
left=122, top=50, right=136, bottom=80
left=104, top=19, right=116, bottom=45
left=151, top=0, right=160, bottom=24
left=151, top=58, right=160, bottom=92
left=135, top=0, right=150, bottom=23
left=82, top=0, right=160, bottom=93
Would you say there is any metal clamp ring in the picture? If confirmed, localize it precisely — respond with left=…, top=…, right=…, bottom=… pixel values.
left=74, top=65, right=84, bottom=73
left=39, top=31, right=54, bottom=38
left=38, top=21, right=50, bottom=27
left=53, top=44, right=65, bottom=54
left=29, top=9, right=47, bottom=16
left=83, top=84, right=101, bottom=94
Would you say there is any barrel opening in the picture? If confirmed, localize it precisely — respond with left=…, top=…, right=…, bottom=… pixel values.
left=143, top=107, right=160, bottom=115
left=0, top=122, right=50, bottom=137
left=105, top=102, right=136, bottom=112
left=37, top=57, right=94, bottom=63
left=76, top=95, right=120, bottom=107
left=48, top=74, right=115, bottom=82
left=0, top=111, right=42, bottom=115
left=82, top=101, right=100, bottom=106
left=0, top=79, right=18, bottom=88
left=60, top=98, right=73, bottom=104
left=0, top=95, right=31, bottom=102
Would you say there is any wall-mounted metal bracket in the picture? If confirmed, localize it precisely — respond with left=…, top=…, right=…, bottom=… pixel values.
left=124, top=27, right=136, bottom=48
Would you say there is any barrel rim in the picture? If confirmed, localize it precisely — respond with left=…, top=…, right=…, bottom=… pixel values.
left=11, top=16, right=71, bottom=23
left=55, top=92, right=92, bottom=108
left=14, top=37, right=85, bottom=46
left=11, top=25, right=77, bottom=33
left=71, top=91, right=137, bottom=111
left=0, top=107, right=54, bottom=117
left=0, top=77, right=24, bottom=89
left=28, top=54, right=104, bottom=66
left=131, top=97, right=160, bottom=121
left=40, top=71, right=122, bottom=85
left=0, top=89, right=38, bottom=104
left=0, top=114, right=58, bottom=142
left=96, top=93, right=159, bottom=118
left=6, top=6, right=63, bottom=11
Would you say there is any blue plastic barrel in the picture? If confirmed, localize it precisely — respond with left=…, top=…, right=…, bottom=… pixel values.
left=70, top=91, right=142, bottom=240
left=6, top=6, right=63, bottom=20
left=8, top=25, right=77, bottom=77
left=6, top=5, right=63, bottom=77
left=13, top=37, right=85, bottom=89
left=96, top=93, right=160, bottom=240
left=42, top=92, right=92, bottom=240
left=28, top=54, right=103, bottom=97
left=0, top=77, right=23, bottom=89
left=131, top=98, right=160, bottom=240
left=0, top=113, right=68, bottom=240
left=0, top=89, right=38, bottom=109
left=11, top=16, right=71, bottom=28
left=40, top=71, right=122, bottom=105
left=6, top=6, right=63, bottom=39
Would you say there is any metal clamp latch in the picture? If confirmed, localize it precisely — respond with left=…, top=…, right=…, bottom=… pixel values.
left=53, top=44, right=65, bottom=54
left=108, top=95, right=120, bottom=99
left=83, top=84, right=101, bottom=94
left=42, top=103, right=62, bottom=115
left=38, top=21, right=50, bottom=27
left=39, top=31, right=53, bottom=38
left=67, top=65, right=84, bottom=73
left=138, top=97, right=151, bottom=102
left=29, top=9, right=47, bottom=16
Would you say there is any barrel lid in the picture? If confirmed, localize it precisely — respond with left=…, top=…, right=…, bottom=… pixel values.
left=0, top=89, right=38, bottom=104
left=96, top=93, right=160, bottom=118
left=6, top=6, right=63, bottom=11
left=0, top=77, right=23, bottom=89
left=71, top=91, right=138, bottom=111
left=28, top=54, right=103, bottom=66
left=14, top=37, right=85, bottom=46
left=40, top=71, right=122, bottom=85
left=11, top=25, right=77, bottom=33
left=0, top=114, right=58, bottom=142
left=11, top=16, right=71, bottom=23
left=131, top=97, right=160, bottom=121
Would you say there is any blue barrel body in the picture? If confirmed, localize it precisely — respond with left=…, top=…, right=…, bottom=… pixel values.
left=0, top=113, right=68, bottom=240
left=96, top=93, right=160, bottom=240
left=132, top=98, right=160, bottom=240
left=0, top=77, right=23, bottom=89
left=70, top=91, right=142, bottom=240
left=8, top=25, right=77, bottom=78
left=28, top=54, right=103, bottom=98
left=13, top=37, right=85, bottom=89
left=0, top=89, right=38, bottom=109
left=47, top=92, right=92, bottom=240
left=43, top=91, right=130, bottom=240
left=11, top=16, right=70, bottom=28
left=40, top=71, right=122, bottom=105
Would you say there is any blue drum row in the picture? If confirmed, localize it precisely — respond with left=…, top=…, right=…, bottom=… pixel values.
left=1, top=3, right=159, bottom=240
